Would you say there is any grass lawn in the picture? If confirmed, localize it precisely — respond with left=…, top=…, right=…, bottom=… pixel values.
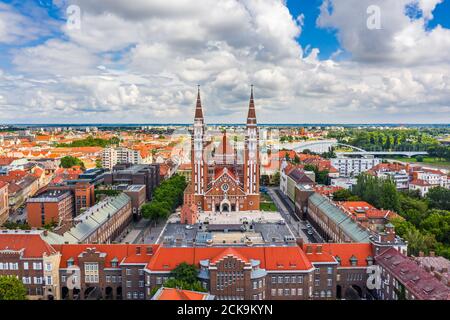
left=387, top=156, right=450, bottom=169
left=260, top=192, right=278, bottom=211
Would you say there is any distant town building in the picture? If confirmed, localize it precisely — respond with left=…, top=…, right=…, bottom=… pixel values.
left=331, top=157, right=381, bottom=177
left=27, top=190, right=74, bottom=229
left=409, top=167, right=449, bottom=196
left=122, top=185, right=147, bottom=219
left=102, top=147, right=142, bottom=170
left=103, top=163, right=160, bottom=201
left=60, top=194, right=132, bottom=244
left=0, top=181, right=9, bottom=225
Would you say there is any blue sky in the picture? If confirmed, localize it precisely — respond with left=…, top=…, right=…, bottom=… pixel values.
left=0, top=0, right=450, bottom=124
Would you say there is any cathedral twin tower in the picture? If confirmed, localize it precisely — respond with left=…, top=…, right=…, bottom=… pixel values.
left=183, top=86, right=260, bottom=214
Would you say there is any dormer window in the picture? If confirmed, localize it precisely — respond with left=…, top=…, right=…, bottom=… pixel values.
left=67, top=258, right=74, bottom=267
left=366, top=256, right=374, bottom=266
left=349, top=255, right=358, bottom=267
left=111, top=257, right=118, bottom=268
left=335, top=256, right=341, bottom=266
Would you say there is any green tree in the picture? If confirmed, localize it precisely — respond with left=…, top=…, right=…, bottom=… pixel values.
left=171, top=263, right=199, bottom=284
left=426, top=187, right=450, bottom=211
left=95, top=159, right=103, bottom=168
left=420, top=210, right=450, bottom=244
left=272, top=171, right=280, bottom=186
left=60, top=156, right=85, bottom=169
left=0, top=276, right=27, bottom=300
left=332, top=189, right=354, bottom=201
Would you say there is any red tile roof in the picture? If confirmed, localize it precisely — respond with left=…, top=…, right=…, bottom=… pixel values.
left=147, top=246, right=314, bottom=271
left=153, top=287, right=210, bottom=300
left=410, top=179, right=431, bottom=187
left=0, top=232, right=57, bottom=258
left=303, top=243, right=373, bottom=267
left=376, top=247, right=450, bottom=300
left=53, top=244, right=160, bottom=268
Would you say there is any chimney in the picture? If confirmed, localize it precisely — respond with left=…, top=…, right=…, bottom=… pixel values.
left=316, top=245, right=322, bottom=254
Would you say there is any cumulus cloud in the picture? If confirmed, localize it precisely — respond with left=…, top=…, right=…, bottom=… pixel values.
left=0, top=0, right=449, bottom=123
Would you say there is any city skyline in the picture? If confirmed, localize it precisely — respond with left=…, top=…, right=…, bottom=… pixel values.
left=0, top=0, right=450, bottom=124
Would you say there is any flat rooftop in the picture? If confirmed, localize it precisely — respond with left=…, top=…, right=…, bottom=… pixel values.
left=27, top=190, right=71, bottom=202
left=159, top=221, right=296, bottom=247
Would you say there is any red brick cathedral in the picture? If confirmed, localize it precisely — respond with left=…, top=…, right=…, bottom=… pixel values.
left=183, top=86, right=260, bottom=215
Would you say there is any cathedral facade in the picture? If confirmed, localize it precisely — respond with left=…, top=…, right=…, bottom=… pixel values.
left=183, top=86, right=260, bottom=213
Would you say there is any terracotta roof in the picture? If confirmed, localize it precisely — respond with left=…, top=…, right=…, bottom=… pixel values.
left=303, top=243, right=373, bottom=267
left=53, top=244, right=160, bottom=268
left=153, top=287, right=210, bottom=300
left=376, top=248, right=450, bottom=300
left=0, top=232, right=57, bottom=258
left=0, top=157, right=17, bottom=166
left=147, top=246, right=313, bottom=271
left=410, top=179, right=431, bottom=187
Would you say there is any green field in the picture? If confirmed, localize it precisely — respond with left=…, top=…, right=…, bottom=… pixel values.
left=260, top=192, right=278, bottom=211
left=387, top=156, right=450, bottom=169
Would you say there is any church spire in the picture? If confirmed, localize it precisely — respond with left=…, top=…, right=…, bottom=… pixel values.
left=246, top=85, right=257, bottom=126
left=194, top=85, right=204, bottom=121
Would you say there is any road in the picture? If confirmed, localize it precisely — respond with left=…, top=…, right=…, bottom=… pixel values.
left=266, top=187, right=323, bottom=243
left=118, top=218, right=167, bottom=244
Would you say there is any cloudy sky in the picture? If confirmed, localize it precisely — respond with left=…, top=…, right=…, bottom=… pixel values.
left=0, top=0, right=449, bottom=124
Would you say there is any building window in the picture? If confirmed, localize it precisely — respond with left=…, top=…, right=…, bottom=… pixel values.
left=126, top=268, right=132, bottom=276
left=127, top=281, right=132, bottom=288
left=272, top=276, right=277, bottom=284
left=127, top=292, right=132, bottom=299
left=327, top=267, right=333, bottom=274
left=271, top=289, right=276, bottom=296
left=106, top=276, right=111, bottom=283
left=33, top=262, right=42, bottom=270
left=297, top=288, right=303, bottom=296
left=139, top=280, right=144, bottom=288
left=297, top=275, right=303, bottom=284
left=23, top=262, right=29, bottom=270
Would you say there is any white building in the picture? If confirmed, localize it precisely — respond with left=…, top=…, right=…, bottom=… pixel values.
left=377, top=171, right=410, bottom=190
left=102, top=147, right=142, bottom=170
left=331, top=156, right=381, bottom=177
left=409, top=168, right=449, bottom=196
